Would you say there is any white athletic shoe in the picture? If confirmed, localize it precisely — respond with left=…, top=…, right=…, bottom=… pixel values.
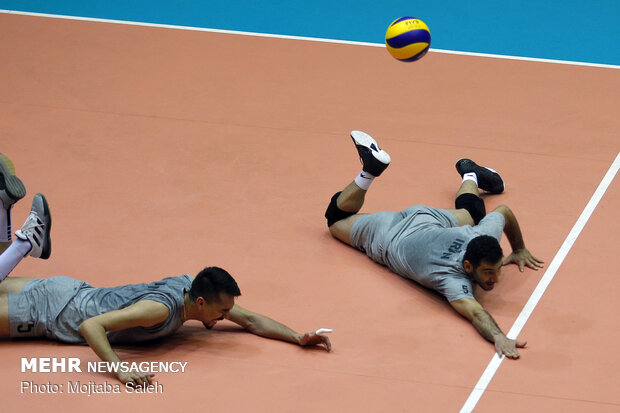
left=15, top=193, right=52, bottom=259
left=350, top=130, right=391, bottom=177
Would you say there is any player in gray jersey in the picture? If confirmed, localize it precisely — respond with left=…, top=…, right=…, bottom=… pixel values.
left=0, top=154, right=331, bottom=386
left=324, top=131, right=543, bottom=359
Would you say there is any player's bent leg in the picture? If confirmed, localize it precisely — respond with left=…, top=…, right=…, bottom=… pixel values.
left=326, top=130, right=391, bottom=246
left=0, top=277, right=37, bottom=294
left=454, top=193, right=486, bottom=225
left=328, top=214, right=365, bottom=245
left=445, top=208, right=475, bottom=227
left=451, top=179, right=486, bottom=225
left=334, top=182, right=368, bottom=215
left=0, top=239, right=33, bottom=282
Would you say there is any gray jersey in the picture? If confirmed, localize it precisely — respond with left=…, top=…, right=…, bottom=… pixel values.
left=351, top=206, right=505, bottom=302
left=9, top=274, right=192, bottom=344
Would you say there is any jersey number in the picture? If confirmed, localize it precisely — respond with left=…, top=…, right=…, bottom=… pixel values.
left=17, top=322, right=35, bottom=333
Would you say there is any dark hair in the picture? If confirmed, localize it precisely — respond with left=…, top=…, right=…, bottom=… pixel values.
left=189, top=267, right=241, bottom=302
left=463, top=235, right=503, bottom=268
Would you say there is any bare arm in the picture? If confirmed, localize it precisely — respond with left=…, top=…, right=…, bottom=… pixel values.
left=227, top=304, right=331, bottom=351
left=78, top=300, right=170, bottom=384
left=493, top=205, right=525, bottom=251
left=450, top=297, right=525, bottom=359
left=493, top=205, right=544, bottom=271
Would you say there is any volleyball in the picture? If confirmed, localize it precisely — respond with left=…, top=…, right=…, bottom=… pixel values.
left=385, top=17, right=431, bottom=62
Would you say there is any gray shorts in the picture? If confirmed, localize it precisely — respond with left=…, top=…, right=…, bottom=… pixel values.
left=350, top=205, right=457, bottom=267
left=8, top=276, right=89, bottom=339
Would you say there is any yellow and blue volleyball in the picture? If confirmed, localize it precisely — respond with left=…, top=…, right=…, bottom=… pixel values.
left=385, top=17, right=431, bottom=62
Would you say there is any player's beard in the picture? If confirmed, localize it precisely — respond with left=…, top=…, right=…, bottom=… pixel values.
left=469, top=270, right=494, bottom=291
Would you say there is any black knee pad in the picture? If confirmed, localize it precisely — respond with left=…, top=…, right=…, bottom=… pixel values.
left=325, top=192, right=355, bottom=227
left=455, top=193, right=486, bottom=225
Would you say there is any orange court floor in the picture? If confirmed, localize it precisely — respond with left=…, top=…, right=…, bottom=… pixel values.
left=0, top=12, right=618, bottom=413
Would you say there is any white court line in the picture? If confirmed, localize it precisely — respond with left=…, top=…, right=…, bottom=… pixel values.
left=460, top=152, right=620, bottom=413
left=1, top=9, right=619, bottom=70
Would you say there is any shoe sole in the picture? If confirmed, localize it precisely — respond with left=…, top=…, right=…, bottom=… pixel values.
left=33, top=193, right=52, bottom=259
left=0, top=154, right=26, bottom=205
left=350, top=130, right=391, bottom=165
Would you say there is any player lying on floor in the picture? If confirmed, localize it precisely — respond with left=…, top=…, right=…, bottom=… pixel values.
left=0, top=154, right=331, bottom=386
left=324, top=131, right=543, bottom=358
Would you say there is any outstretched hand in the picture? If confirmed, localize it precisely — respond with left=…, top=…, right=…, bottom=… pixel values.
left=503, top=248, right=544, bottom=272
left=298, top=331, right=332, bottom=352
left=494, top=335, right=527, bottom=359
left=117, top=370, right=155, bottom=386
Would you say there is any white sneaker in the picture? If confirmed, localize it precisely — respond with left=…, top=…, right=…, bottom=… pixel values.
left=350, top=130, right=391, bottom=177
left=15, top=193, right=52, bottom=259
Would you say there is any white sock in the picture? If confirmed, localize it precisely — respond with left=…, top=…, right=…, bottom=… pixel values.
left=0, top=202, right=11, bottom=243
left=0, top=238, right=31, bottom=281
left=354, top=170, right=375, bottom=191
left=462, top=172, right=478, bottom=185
